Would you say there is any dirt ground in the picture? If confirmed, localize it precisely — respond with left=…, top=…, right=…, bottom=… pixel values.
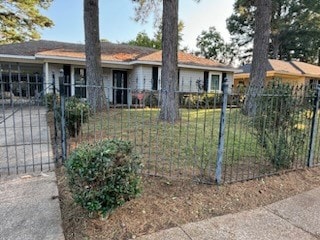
left=56, top=166, right=320, bottom=240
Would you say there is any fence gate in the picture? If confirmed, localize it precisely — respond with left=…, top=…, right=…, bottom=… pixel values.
left=0, top=74, right=55, bottom=177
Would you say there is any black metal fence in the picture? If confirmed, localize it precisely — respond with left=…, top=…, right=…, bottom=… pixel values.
left=0, top=75, right=55, bottom=177
left=53, top=78, right=320, bottom=184
left=1, top=70, right=319, bottom=184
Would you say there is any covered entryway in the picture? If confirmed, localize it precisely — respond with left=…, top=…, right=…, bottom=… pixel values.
left=0, top=70, right=54, bottom=177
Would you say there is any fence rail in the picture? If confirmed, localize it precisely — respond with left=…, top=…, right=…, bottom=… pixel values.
left=52, top=80, right=320, bottom=184
left=0, top=77, right=54, bottom=177
left=1, top=72, right=319, bottom=183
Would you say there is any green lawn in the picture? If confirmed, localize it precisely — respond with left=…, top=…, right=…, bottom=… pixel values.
left=76, top=107, right=267, bottom=180
left=68, top=104, right=319, bottom=182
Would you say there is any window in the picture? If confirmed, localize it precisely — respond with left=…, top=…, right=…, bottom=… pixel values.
left=309, top=79, right=320, bottom=89
left=74, top=68, right=86, bottom=98
left=210, top=74, right=221, bottom=91
left=152, top=66, right=158, bottom=90
left=203, top=71, right=209, bottom=92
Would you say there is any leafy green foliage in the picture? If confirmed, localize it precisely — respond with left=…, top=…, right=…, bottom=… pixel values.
left=127, top=31, right=161, bottom=49
left=180, top=93, right=222, bottom=109
left=144, top=92, right=159, bottom=107
left=196, top=26, right=237, bottom=65
left=254, top=82, right=312, bottom=169
left=227, top=0, right=320, bottom=63
left=0, top=0, right=54, bottom=43
left=65, top=97, right=90, bottom=137
left=66, top=139, right=142, bottom=216
left=43, top=93, right=59, bottom=111
left=126, top=21, right=185, bottom=49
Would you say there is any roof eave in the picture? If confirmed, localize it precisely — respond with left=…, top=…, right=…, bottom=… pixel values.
left=131, top=60, right=238, bottom=72
left=178, top=63, right=238, bottom=73
left=304, top=73, right=320, bottom=79
left=35, top=54, right=132, bottom=66
left=0, top=54, right=36, bottom=60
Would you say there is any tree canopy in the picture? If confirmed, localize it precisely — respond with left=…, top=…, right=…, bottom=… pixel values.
left=127, top=31, right=161, bottom=49
left=227, top=0, right=320, bottom=63
left=195, top=26, right=237, bottom=65
left=126, top=21, right=184, bottom=49
left=0, top=0, right=54, bottom=44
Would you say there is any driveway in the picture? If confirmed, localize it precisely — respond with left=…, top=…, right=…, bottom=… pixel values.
left=0, top=104, right=55, bottom=176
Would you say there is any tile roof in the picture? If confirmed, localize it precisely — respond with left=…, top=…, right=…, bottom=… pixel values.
left=0, top=40, right=156, bottom=59
left=0, top=40, right=235, bottom=70
left=270, top=60, right=302, bottom=74
left=291, top=61, right=320, bottom=76
left=0, top=40, right=83, bottom=56
left=137, top=51, right=232, bottom=69
left=36, top=49, right=141, bottom=62
left=239, top=59, right=320, bottom=77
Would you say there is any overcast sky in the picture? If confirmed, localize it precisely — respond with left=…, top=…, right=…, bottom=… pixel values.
left=40, top=0, right=235, bottom=51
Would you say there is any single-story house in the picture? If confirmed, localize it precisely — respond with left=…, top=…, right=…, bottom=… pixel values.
left=234, top=59, right=320, bottom=88
left=0, top=40, right=238, bottom=104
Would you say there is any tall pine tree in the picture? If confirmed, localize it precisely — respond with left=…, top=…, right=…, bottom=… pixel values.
left=227, top=0, right=320, bottom=63
left=0, top=0, right=53, bottom=43
left=84, top=0, right=106, bottom=110
left=243, top=0, right=272, bottom=116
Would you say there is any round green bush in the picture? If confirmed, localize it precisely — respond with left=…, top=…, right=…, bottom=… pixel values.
left=43, top=93, right=59, bottom=111
left=144, top=92, right=159, bottom=107
left=66, top=139, right=142, bottom=217
left=65, top=97, right=90, bottom=137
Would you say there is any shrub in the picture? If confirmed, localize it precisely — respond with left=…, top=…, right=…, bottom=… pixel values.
left=66, top=139, right=142, bottom=217
left=43, top=93, right=59, bottom=111
left=180, top=93, right=222, bottom=109
left=254, top=82, right=311, bottom=169
left=184, top=142, right=217, bottom=182
left=65, top=97, right=90, bottom=137
left=144, top=92, right=159, bottom=107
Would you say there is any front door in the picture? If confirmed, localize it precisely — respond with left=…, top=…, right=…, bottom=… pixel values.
left=113, top=70, right=128, bottom=104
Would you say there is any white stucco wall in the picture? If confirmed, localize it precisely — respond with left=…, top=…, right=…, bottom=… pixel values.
left=46, top=63, right=63, bottom=92
left=102, top=68, right=113, bottom=102
left=130, top=66, right=142, bottom=90
left=131, top=65, right=153, bottom=90
left=226, top=72, right=234, bottom=93
left=128, top=65, right=235, bottom=93
left=44, top=63, right=234, bottom=103
left=179, top=69, right=203, bottom=92
left=130, top=65, right=206, bottom=93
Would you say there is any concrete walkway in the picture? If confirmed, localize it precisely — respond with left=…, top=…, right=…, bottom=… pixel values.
left=0, top=172, right=64, bottom=240
left=138, top=187, right=320, bottom=240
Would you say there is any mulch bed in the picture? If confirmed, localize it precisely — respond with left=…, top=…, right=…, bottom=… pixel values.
left=56, top=166, right=320, bottom=240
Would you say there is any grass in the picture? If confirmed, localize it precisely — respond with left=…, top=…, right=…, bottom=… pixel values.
left=70, top=107, right=268, bottom=182
left=65, top=104, right=320, bottom=184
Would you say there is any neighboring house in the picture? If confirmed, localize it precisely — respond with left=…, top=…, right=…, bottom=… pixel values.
left=0, top=40, right=237, bottom=105
left=234, top=59, right=320, bottom=88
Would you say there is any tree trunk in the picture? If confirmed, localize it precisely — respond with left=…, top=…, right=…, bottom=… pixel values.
left=159, top=0, right=180, bottom=122
left=84, top=0, right=106, bottom=110
left=243, top=0, right=272, bottom=116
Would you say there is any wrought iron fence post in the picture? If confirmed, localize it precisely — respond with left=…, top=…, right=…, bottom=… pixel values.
left=215, top=78, right=229, bottom=184
left=52, top=72, right=59, bottom=163
left=59, top=70, right=67, bottom=162
left=307, top=84, right=320, bottom=167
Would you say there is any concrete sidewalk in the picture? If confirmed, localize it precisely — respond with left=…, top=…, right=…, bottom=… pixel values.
left=138, top=187, right=320, bottom=240
left=0, top=172, right=64, bottom=240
